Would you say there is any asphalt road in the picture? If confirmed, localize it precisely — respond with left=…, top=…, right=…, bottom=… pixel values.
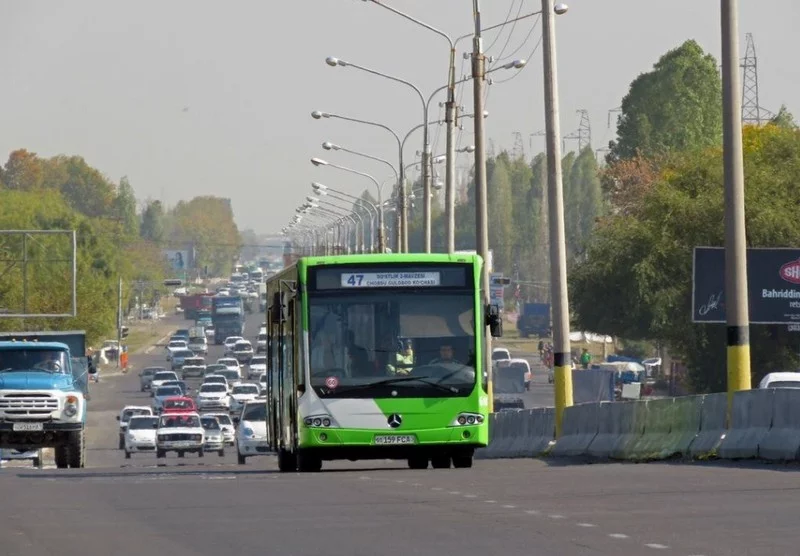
left=1, top=311, right=799, bottom=555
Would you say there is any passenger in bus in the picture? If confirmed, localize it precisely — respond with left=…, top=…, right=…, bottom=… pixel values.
left=429, top=343, right=459, bottom=365
left=386, top=339, right=414, bottom=375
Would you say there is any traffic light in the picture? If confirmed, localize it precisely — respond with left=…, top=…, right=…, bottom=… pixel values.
left=120, top=326, right=129, bottom=340
left=163, top=279, right=182, bottom=287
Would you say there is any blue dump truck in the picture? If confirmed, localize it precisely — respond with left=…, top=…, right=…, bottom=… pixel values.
left=212, top=296, right=245, bottom=344
left=517, top=302, right=552, bottom=338
left=0, top=331, right=92, bottom=468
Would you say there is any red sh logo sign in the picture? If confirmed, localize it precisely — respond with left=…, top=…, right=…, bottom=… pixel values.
left=779, top=259, right=800, bottom=284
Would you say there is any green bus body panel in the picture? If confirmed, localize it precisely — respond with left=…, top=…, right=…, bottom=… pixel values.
left=267, top=253, right=489, bottom=458
left=298, top=392, right=489, bottom=449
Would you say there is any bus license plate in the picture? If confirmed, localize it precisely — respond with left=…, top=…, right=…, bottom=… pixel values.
left=13, top=422, right=43, bottom=432
left=374, top=435, right=416, bottom=445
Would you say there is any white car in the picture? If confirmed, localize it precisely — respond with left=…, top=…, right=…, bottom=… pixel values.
left=255, top=333, right=267, bottom=354
left=492, top=347, right=512, bottom=364
left=124, top=415, right=159, bottom=458
left=204, top=325, right=215, bottom=339
left=150, top=370, right=180, bottom=392
left=165, top=340, right=188, bottom=361
left=181, top=356, right=206, bottom=379
left=259, top=373, right=266, bottom=395
left=156, top=412, right=205, bottom=459
left=759, top=372, right=800, bottom=389
left=236, top=400, right=269, bottom=465
left=223, top=336, right=244, bottom=354
left=117, top=406, right=153, bottom=450
left=205, top=412, right=235, bottom=445
left=229, top=383, right=261, bottom=413
left=232, top=340, right=254, bottom=363
left=200, top=415, right=226, bottom=457
left=215, top=369, right=242, bottom=389
left=187, top=336, right=208, bottom=356
left=216, top=358, right=241, bottom=373
left=196, top=382, right=231, bottom=411
left=248, top=356, right=267, bottom=380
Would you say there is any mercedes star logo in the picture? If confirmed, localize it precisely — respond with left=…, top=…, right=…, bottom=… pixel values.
left=387, top=414, right=402, bottom=428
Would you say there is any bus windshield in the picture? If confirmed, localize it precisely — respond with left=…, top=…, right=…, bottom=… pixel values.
left=308, top=291, right=475, bottom=398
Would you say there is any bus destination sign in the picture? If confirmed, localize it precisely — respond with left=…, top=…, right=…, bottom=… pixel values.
left=340, top=271, right=441, bottom=288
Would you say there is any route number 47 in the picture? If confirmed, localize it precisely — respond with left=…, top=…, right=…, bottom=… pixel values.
left=346, top=274, right=365, bottom=286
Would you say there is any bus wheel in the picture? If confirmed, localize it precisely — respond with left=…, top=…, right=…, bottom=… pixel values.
left=452, top=455, right=473, bottom=469
left=297, top=450, right=322, bottom=473
left=277, top=449, right=297, bottom=472
left=408, top=457, right=428, bottom=470
left=431, top=455, right=451, bottom=469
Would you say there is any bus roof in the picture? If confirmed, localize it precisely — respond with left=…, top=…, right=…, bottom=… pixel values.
left=297, top=252, right=483, bottom=269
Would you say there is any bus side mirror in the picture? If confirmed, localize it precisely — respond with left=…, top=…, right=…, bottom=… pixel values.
left=486, top=304, right=503, bottom=338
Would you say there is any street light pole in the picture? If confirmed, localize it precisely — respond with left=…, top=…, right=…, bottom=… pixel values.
left=721, top=0, right=751, bottom=410
left=541, top=0, right=573, bottom=437
left=471, top=0, right=494, bottom=412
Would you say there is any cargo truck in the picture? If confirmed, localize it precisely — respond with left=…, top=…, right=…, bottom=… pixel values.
left=211, top=296, right=245, bottom=344
left=0, top=331, right=93, bottom=468
left=517, top=303, right=551, bottom=338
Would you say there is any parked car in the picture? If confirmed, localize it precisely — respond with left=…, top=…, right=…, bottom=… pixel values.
left=236, top=400, right=269, bottom=465
left=156, top=412, right=205, bottom=459
left=123, top=415, right=159, bottom=458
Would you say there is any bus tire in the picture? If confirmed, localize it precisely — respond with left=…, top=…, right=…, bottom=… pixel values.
left=278, top=449, right=297, bottom=472
left=452, top=455, right=473, bottom=469
left=297, top=450, right=322, bottom=473
left=408, top=457, right=428, bottom=470
left=431, top=455, right=451, bottom=469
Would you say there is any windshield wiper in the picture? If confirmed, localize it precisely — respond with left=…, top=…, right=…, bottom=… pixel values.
left=325, top=376, right=459, bottom=394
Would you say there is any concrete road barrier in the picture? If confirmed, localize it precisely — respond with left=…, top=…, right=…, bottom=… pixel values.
left=759, top=388, right=800, bottom=461
left=626, top=398, right=673, bottom=461
left=687, top=393, right=727, bottom=458
left=718, top=389, right=774, bottom=460
left=550, top=402, right=600, bottom=457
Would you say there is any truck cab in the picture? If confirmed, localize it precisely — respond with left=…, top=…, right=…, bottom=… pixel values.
left=0, top=334, right=90, bottom=468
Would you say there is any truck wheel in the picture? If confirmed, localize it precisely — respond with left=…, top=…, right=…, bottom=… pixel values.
left=118, top=435, right=125, bottom=450
left=156, top=449, right=166, bottom=458
left=67, top=430, right=86, bottom=468
left=55, top=446, right=69, bottom=469
left=178, top=451, right=185, bottom=458
left=198, top=449, right=204, bottom=458
left=124, top=450, right=131, bottom=460
left=218, top=449, right=225, bottom=457
left=237, top=452, right=246, bottom=465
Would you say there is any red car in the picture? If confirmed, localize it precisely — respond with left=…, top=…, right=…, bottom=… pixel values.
left=161, top=396, right=198, bottom=414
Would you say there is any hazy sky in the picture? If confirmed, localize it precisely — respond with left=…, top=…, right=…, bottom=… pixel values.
left=2, top=1, right=798, bottom=234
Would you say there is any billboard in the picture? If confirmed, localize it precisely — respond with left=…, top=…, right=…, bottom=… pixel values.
left=692, top=247, right=800, bottom=324
left=163, top=249, right=191, bottom=271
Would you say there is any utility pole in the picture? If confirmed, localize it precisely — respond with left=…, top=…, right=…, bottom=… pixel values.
left=721, top=0, right=751, bottom=410
left=445, top=99, right=457, bottom=253
left=472, top=0, right=493, bottom=412
left=542, top=0, right=573, bottom=437
left=116, top=276, right=122, bottom=369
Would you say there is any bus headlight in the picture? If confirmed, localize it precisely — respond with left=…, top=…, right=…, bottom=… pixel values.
left=451, top=413, right=484, bottom=427
left=303, top=414, right=337, bottom=428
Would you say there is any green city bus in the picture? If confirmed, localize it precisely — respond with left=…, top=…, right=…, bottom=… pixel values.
left=264, top=253, right=502, bottom=472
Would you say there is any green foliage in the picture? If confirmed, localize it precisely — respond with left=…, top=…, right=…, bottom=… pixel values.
left=609, top=40, right=722, bottom=161
left=572, top=125, right=800, bottom=392
left=0, top=149, right=243, bottom=346
left=769, top=105, right=797, bottom=129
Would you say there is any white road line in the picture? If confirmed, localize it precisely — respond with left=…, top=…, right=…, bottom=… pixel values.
left=485, top=500, right=497, bottom=504
left=644, top=544, right=669, bottom=550
left=411, top=483, right=422, bottom=487
left=463, top=494, right=477, bottom=498
left=549, top=514, right=565, bottom=519
left=502, top=505, right=517, bottom=509
left=525, top=510, right=541, bottom=515
left=431, top=487, right=443, bottom=491
left=576, top=523, right=596, bottom=528
left=449, top=491, right=461, bottom=495
left=608, top=534, right=630, bottom=539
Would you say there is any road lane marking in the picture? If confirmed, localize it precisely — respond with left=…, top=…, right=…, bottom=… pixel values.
left=549, top=514, right=564, bottom=519
left=576, top=523, right=596, bottom=528
left=644, top=544, right=669, bottom=550
left=608, top=534, right=629, bottom=539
